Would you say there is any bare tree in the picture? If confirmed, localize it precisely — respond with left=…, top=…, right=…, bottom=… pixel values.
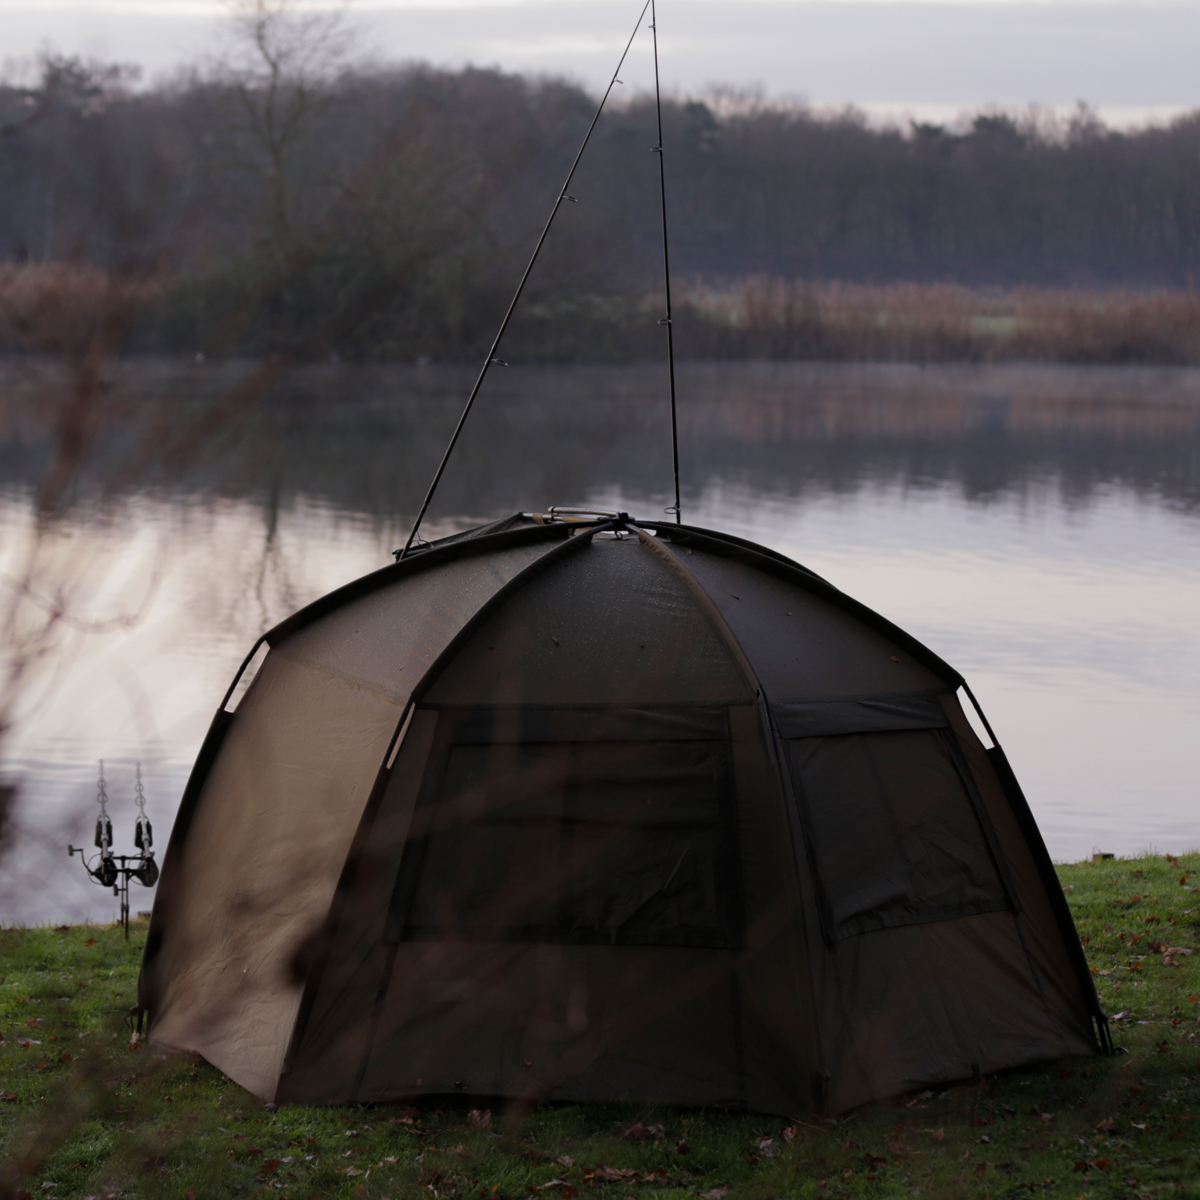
left=217, top=0, right=358, bottom=246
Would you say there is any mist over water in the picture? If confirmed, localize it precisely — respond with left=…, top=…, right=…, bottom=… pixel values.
left=3, top=359, right=1199, bottom=924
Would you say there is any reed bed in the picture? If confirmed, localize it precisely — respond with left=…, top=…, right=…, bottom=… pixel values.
left=676, top=277, right=1200, bottom=366
left=0, top=264, right=164, bottom=360
left=5, top=263, right=1200, bottom=365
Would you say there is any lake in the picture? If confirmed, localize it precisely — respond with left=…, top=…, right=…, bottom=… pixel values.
left=3, top=358, right=1199, bottom=925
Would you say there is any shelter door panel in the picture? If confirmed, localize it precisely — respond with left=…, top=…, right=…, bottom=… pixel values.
left=385, top=704, right=743, bottom=949
left=783, top=724, right=1014, bottom=943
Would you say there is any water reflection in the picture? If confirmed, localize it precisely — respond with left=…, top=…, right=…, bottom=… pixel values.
left=2, top=360, right=1199, bottom=923
left=8, top=360, right=1200, bottom=515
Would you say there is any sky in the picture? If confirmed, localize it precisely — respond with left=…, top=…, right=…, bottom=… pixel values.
left=1, top=0, right=1198, bottom=126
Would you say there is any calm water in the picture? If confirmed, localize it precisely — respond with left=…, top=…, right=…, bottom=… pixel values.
left=3, top=359, right=1199, bottom=924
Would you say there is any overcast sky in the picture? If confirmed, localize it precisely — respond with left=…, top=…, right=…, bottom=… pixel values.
left=2, top=0, right=1198, bottom=126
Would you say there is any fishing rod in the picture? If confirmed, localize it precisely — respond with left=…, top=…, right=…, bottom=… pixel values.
left=397, top=0, right=682, bottom=558
left=650, top=0, right=682, bottom=524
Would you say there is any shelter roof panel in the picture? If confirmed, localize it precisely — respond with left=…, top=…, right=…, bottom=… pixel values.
left=662, top=543, right=949, bottom=700
left=423, top=537, right=755, bottom=707
left=272, top=540, right=563, bottom=703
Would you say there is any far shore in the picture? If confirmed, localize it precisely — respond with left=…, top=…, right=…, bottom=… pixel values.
left=6, top=264, right=1200, bottom=369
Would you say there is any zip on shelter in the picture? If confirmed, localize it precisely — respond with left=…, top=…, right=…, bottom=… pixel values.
left=137, top=512, right=1108, bottom=1116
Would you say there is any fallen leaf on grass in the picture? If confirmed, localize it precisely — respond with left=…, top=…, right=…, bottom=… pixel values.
left=583, top=1167, right=637, bottom=1182
left=917, top=1128, right=945, bottom=1141
left=1094, top=1119, right=1116, bottom=1133
left=555, top=1156, right=576, bottom=1168
left=619, top=1122, right=652, bottom=1141
left=698, top=1190, right=729, bottom=1200
left=532, top=1179, right=568, bottom=1191
left=377, top=1156, right=398, bottom=1166
left=468, top=1108, right=491, bottom=1129
left=755, top=1136, right=778, bottom=1159
left=337, top=1166, right=363, bottom=1176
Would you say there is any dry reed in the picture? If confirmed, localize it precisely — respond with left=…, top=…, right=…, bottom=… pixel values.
left=5, top=263, right=1200, bottom=365
left=0, top=263, right=164, bottom=360
left=678, top=276, right=1200, bottom=365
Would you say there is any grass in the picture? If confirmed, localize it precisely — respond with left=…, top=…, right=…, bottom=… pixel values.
left=2, top=854, right=1200, bottom=1200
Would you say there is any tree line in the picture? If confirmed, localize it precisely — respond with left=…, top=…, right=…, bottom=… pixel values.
left=3, top=37, right=1200, bottom=361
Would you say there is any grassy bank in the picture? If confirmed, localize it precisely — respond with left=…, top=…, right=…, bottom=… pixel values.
left=2, top=854, right=1199, bottom=1200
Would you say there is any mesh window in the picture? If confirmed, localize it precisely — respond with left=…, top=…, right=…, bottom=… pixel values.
left=786, top=729, right=1010, bottom=941
left=388, top=711, right=740, bottom=947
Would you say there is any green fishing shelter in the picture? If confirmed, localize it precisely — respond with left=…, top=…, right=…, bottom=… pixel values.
left=138, top=512, right=1107, bottom=1116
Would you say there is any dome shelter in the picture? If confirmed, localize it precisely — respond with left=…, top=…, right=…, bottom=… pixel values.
left=137, top=511, right=1108, bottom=1117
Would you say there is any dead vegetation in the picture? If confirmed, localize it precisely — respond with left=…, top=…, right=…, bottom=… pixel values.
left=677, top=276, right=1200, bottom=365
left=5, top=263, right=1200, bottom=366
